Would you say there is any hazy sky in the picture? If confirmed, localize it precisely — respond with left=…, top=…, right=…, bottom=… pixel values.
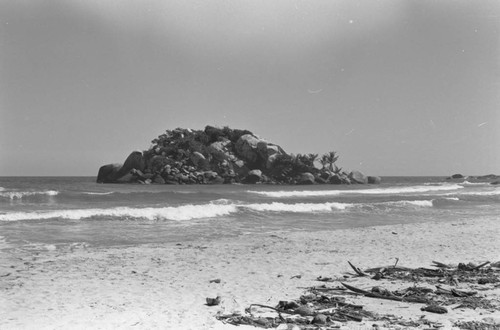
left=1, top=0, right=499, bottom=176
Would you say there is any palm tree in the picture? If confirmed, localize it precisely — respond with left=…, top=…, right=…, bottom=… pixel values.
left=323, top=151, right=339, bottom=172
left=307, top=153, right=318, bottom=168
left=319, top=154, right=329, bottom=170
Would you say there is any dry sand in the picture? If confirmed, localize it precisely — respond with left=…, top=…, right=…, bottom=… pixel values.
left=1, top=218, right=499, bottom=329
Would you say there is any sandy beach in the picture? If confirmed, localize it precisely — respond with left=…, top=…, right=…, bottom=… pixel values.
left=1, top=218, right=499, bottom=330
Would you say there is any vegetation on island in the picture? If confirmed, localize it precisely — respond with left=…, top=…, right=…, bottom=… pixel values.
left=96, top=125, right=381, bottom=185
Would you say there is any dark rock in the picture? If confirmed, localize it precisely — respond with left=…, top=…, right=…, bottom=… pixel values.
left=190, top=151, right=206, bottom=167
left=477, top=174, right=500, bottom=180
left=340, top=174, right=351, bottom=184
left=294, top=305, right=314, bottom=316
left=319, top=172, right=330, bottom=181
left=277, top=301, right=300, bottom=310
left=420, top=305, right=447, bottom=314
left=367, top=176, right=382, bottom=184
left=315, top=176, right=327, bottom=184
left=96, top=164, right=121, bottom=183
left=244, top=169, right=262, bottom=184
left=115, top=151, right=145, bottom=179
left=451, top=173, right=464, bottom=179
left=329, top=174, right=342, bottom=184
left=211, top=177, right=225, bottom=184
left=208, top=140, right=232, bottom=162
left=349, top=171, right=368, bottom=184
left=256, top=141, right=285, bottom=169
left=491, top=181, right=500, bottom=185
left=203, top=171, right=219, bottom=180
left=116, top=172, right=135, bottom=183
left=312, top=314, right=328, bottom=324
left=205, top=296, right=221, bottom=306
left=153, top=175, right=165, bottom=184
left=297, top=172, right=315, bottom=185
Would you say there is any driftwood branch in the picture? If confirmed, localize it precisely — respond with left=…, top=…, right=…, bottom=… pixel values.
left=432, top=261, right=452, bottom=268
left=341, top=283, right=428, bottom=304
left=472, top=261, right=490, bottom=271
left=348, top=261, right=368, bottom=276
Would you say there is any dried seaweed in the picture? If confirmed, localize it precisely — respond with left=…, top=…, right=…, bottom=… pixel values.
left=215, top=260, right=500, bottom=329
left=454, top=320, right=500, bottom=330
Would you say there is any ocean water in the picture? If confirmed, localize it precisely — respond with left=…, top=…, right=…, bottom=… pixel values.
left=0, top=176, right=499, bottom=253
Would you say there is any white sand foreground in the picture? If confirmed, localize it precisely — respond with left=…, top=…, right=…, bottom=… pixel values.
left=1, top=218, right=499, bottom=330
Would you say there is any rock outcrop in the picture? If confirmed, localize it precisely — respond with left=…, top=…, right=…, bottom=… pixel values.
left=349, top=171, right=368, bottom=184
left=96, top=126, right=380, bottom=185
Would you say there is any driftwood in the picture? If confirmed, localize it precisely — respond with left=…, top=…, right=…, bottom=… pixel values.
left=214, top=260, right=500, bottom=329
left=341, top=282, right=428, bottom=303
left=348, top=261, right=368, bottom=277
left=421, top=304, right=448, bottom=314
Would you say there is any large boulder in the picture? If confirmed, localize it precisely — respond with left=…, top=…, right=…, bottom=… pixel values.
left=329, top=174, right=342, bottom=184
left=96, top=164, right=121, bottom=183
left=256, top=141, right=285, bottom=168
left=235, top=134, right=261, bottom=164
left=349, top=171, right=368, bottom=184
left=244, top=169, right=262, bottom=184
left=115, top=151, right=145, bottom=179
left=297, top=172, right=315, bottom=185
left=208, top=139, right=232, bottom=162
left=235, top=134, right=286, bottom=169
left=190, top=151, right=206, bottom=167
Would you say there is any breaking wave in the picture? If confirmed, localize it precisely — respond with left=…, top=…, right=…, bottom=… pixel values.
left=248, top=184, right=464, bottom=198
left=244, top=202, right=353, bottom=212
left=0, top=204, right=239, bottom=222
left=0, top=190, right=59, bottom=200
left=0, top=199, right=441, bottom=222
left=82, top=192, right=115, bottom=195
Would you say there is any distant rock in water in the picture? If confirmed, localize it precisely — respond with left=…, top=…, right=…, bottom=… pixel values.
left=447, top=173, right=465, bottom=180
left=446, top=173, right=500, bottom=184
left=96, top=126, right=381, bottom=185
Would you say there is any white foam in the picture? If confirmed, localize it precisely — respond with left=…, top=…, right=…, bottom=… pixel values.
left=460, top=181, right=487, bottom=186
left=244, top=202, right=353, bottom=213
left=388, top=200, right=434, bottom=207
left=456, top=189, right=500, bottom=197
left=247, top=184, right=464, bottom=198
left=0, top=204, right=238, bottom=221
left=0, top=190, right=59, bottom=200
left=82, top=192, right=115, bottom=195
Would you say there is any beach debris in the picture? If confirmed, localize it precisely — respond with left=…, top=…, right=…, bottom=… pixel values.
left=209, top=278, right=221, bottom=283
left=206, top=296, right=221, bottom=306
left=420, top=304, right=448, bottom=314
left=347, top=261, right=368, bottom=277
left=341, top=282, right=428, bottom=303
left=290, top=274, right=302, bottom=279
left=454, top=320, right=500, bottom=330
left=215, top=260, right=500, bottom=329
left=316, top=276, right=334, bottom=282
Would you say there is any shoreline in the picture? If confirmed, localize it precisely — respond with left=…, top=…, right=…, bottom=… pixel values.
left=2, top=218, right=499, bottom=329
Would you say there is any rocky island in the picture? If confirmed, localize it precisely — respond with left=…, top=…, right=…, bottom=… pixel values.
left=97, top=126, right=380, bottom=185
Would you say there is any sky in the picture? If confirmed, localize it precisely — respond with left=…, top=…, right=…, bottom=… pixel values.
left=1, top=0, right=499, bottom=176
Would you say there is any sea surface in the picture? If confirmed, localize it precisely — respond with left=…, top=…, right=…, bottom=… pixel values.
left=0, top=176, right=499, bottom=253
